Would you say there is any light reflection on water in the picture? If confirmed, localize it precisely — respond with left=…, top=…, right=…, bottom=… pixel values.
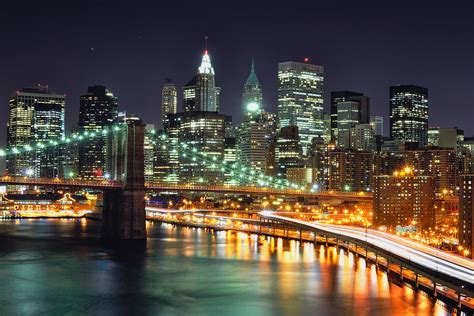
left=0, top=219, right=452, bottom=315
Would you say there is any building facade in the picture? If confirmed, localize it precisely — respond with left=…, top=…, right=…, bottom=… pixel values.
left=6, top=85, right=66, bottom=177
left=78, top=85, right=118, bottom=179
left=161, top=79, right=177, bottom=125
left=278, top=61, right=324, bottom=155
left=459, top=174, right=474, bottom=258
left=374, top=169, right=435, bottom=230
left=390, top=85, right=429, bottom=149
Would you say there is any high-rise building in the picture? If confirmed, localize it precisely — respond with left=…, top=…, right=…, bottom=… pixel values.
left=390, top=85, right=429, bottom=149
left=223, top=137, right=237, bottom=185
left=161, top=79, right=177, bottom=125
left=237, top=109, right=276, bottom=180
left=6, top=85, right=66, bottom=177
left=242, top=60, right=263, bottom=110
left=330, top=91, right=369, bottom=141
left=237, top=64, right=276, bottom=181
left=350, top=124, right=375, bottom=152
left=78, top=85, right=118, bottom=179
left=459, top=174, right=474, bottom=258
left=374, top=168, right=435, bottom=230
left=428, top=127, right=439, bottom=147
left=183, top=50, right=221, bottom=113
left=183, top=76, right=197, bottom=112
left=177, top=111, right=227, bottom=184
left=33, top=102, right=65, bottom=178
left=275, top=126, right=303, bottom=178
left=278, top=61, right=324, bottom=155
left=309, top=138, right=335, bottom=190
left=336, top=101, right=360, bottom=148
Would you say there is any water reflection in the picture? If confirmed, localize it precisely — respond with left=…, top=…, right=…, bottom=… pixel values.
left=0, top=219, right=451, bottom=315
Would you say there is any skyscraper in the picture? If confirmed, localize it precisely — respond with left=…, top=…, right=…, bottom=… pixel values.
left=242, top=60, right=263, bottom=110
left=390, top=85, right=429, bottom=149
left=275, top=126, right=303, bottom=178
left=6, top=85, right=65, bottom=177
left=78, top=85, right=118, bottom=179
left=33, top=102, right=65, bottom=178
left=278, top=61, right=324, bottom=154
left=331, top=91, right=370, bottom=145
left=161, top=78, right=177, bottom=125
left=183, top=50, right=220, bottom=113
left=177, top=111, right=227, bottom=184
left=236, top=62, right=276, bottom=181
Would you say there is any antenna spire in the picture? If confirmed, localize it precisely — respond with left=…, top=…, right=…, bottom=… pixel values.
left=205, top=36, right=208, bottom=54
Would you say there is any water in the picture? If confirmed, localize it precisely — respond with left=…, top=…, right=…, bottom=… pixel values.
left=0, top=219, right=450, bottom=315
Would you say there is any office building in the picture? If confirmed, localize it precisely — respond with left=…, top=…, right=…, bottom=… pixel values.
left=161, top=79, right=177, bottom=125
left=33, top=102, right=65, bottom=178
left=78, top=85, right=118, bottom=179
left=275, top=126, right=303, bottom=178
left=183, top=50, right=220, bottom=113
left=331, top=91, right=369, bottom=141
left=278, top=61, right=324, bottom=154
left=390, top=85, right=429, bottom=149
left=177, top=111, right=227, bottom=184
left=6, top=85, right=66, bottom=177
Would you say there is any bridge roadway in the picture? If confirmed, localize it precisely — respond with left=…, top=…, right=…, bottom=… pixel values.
left=259, top=211, right=474, bottom=296
left=0, top=176, right=373, bottom=201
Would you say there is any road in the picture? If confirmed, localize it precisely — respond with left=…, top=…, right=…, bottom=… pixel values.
left=259, top=211, right=474, bottom=284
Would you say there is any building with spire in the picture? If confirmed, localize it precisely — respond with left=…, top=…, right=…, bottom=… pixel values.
left=183, top=50, right=220, bottom=113
left=236, top=61, right=276, bottom=182
left=242, top=60, right=263, bottom=110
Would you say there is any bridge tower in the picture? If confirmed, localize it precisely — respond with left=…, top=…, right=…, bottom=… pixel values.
left=102, top=120, right=146, bottom=240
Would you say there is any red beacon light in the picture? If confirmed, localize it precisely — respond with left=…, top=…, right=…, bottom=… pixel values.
left=304, top=57, right=309, bottom=63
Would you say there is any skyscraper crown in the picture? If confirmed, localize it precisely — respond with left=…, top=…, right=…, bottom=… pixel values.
left=198, top=51, right=215, bottom=75
left=245, top=60, right=260, bottom=86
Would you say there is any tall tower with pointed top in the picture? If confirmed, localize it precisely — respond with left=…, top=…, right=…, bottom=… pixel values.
left=242, top=60, right=263, bottom=111
left=195, top=50, right=218, bottom=112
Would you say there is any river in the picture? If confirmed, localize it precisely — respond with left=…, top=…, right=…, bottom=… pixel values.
left=0, top=219, right=451, bottom=315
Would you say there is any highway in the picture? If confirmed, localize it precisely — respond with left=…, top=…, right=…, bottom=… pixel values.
left=259, top=211, right=474, bottom=285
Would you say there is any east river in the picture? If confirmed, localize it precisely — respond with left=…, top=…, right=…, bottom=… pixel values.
left=0, top=219, right=453, bottom=315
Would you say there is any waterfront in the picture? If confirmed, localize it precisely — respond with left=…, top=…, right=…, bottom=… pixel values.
left=0, top=219, right=453, bottom=315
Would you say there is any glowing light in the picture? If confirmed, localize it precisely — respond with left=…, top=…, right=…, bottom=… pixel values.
left=246, top=102, right=260, bottom=112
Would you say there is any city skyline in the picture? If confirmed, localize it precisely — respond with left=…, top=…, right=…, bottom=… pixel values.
left=0, top=0, right=473, bottom=161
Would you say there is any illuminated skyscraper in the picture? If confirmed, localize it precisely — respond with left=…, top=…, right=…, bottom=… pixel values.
left=177, top=111, right=227, bottom=184
left=33, top=102, right=65, bottom=178
left=390, top=85, right=429, bottom=149
left=275, top=126, right=303, bottom=178
left=6, top=85, right=65, bottom=177
left=237, top=63, right=276, bottom=181
left=161, top=78, right=177, bottom=125
left=278, top=61, right=324, bottom=154
left=183, top=50, right=221, bottom=113
left=78, top=85, right=118, bottom=179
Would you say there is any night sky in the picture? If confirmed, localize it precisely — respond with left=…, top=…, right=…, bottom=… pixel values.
left=0, top=0, right=473, bottom=170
